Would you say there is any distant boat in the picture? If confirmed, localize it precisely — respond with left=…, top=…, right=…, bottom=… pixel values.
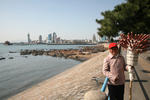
left=4, top=41, right=13, bottom=45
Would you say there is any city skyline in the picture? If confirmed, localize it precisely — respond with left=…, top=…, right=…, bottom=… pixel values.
left=0, top=0, right=125, bottom=42
left=27, top=32, right=98, bottom=43
left=26, top=32, right=99, bottom=44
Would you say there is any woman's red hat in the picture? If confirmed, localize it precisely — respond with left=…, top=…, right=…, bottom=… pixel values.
left=109, top=43, right=117, bottom=49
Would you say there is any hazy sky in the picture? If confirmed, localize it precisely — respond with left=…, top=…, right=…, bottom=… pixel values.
left=0, top=0, right=125, bottom=42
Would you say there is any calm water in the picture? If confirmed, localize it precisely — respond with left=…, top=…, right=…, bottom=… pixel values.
left=0, top=44, right=93, bottom=100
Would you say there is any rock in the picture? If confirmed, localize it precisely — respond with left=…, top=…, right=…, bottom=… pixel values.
left=63, top=54, right=71, bottom=58
left=31, top=50, right=39, bottom=56
left=84, top=90, right=106, bottom=100
left=9, top=57, right=14, bottom=59
left=82, top=52, right=91, bottom=55
left=24, top=56, right=28, bottom=58
left=19, top=46, right=106, bottom=62
left=57, top=52, right=63, bottom=57
left=49, top=52, right=57, bottom=57
left=9, top=51, right=17, bottom=53
left=32, top=53, right=38, bottom=56
left=77, top=57, right=87, bottom=62
left=20, top=51, right=25, bottom=55
left=0, top=57, right=6, bottom=60
left=92, top=48, right=99, bottom=53
left=20, top=50, right=31, bottom=55
left=43, top=51, right=49, bottom=55
left=38, top=50, right=44, bottom=55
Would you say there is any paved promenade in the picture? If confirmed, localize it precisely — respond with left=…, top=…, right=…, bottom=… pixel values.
left=124, top=53, right=150, bottom=100
left=8, top=50, right=150, bottom=100
left=8, top=51, right=108, bottom=100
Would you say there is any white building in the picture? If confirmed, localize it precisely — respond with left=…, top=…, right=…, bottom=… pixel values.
left=92, top=34, right=97, bottom=43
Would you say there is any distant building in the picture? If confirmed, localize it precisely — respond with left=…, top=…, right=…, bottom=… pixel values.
left=56, top=37, right=61, bottom=44
left=39, top=35, right=42, bottom=43
left=92, top=34, right=97, bottom=43
left=48, top=34, right=52, bottom=43
left=61, top=39, right=72, bottom=44
left=72, top=40, right=87, bottom=44
left=53, top=32, right=57, bottom=43
left=89, top=40, right=93, bottom=43
left=27, top=33, right=31, bottom=43
left=43, top=37, right=47, bottom=43
left=100, top=36, right=108, bottom=42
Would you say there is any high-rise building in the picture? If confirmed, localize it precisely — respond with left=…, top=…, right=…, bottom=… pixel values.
left=48, top=34, right=52, bottom=43
left=27, top=33, right=31, bottom=43
left=53, top=32, right=57, bottom=43
left=92, top=34, right=97, bottom=43
left=56, top=37, right=61, bottom=44
left=39, top=35, right=42, bottom=43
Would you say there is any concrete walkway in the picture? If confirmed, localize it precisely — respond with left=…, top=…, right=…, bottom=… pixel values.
left=8, top=51, right=108, bottom=100
left=124, top=54, right=150, bottom=100
left=8, top=50, right=150, bottom=100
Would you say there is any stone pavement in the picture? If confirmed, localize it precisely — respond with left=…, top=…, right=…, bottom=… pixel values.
left=124, top=54, right=150, bottom=100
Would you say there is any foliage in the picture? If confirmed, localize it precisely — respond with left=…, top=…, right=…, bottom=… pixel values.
left=4, top=41, right=12, bottom=45
left=96, top=0, right=150, bottom=38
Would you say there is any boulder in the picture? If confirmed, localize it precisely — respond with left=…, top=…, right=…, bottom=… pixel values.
left=24, top=56, right=28, bottom=58
left=9, top=51, right=17, bottom=53
left=84, top=90, right=106, bottom=100
left=43, top=51, right=49, bottom=55
left=20, top=50, right=31, bottom=55
left=38, top=50, right=44, bottom=55
left=49, top=52, right=57, bottom=57
left=9, top=57, right=14, bottom=59
left=0, top=57, right=6, bottom=60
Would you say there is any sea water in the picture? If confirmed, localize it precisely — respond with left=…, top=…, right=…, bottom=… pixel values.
left=0, top=44, right=93, bottom=100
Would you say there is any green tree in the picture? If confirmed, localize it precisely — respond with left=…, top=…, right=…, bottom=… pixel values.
left=96, top=0, right=150, bottom=38
left=96, top=11, right=119, bottom=40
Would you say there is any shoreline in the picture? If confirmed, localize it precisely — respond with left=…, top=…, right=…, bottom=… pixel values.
left=6, top=43, right=110, bottom=100
left=20, top=45, right=107, bottom=62
left=8, top=50, right=109, bottom=100
left=8, top=44, right=150, bottom=100
left=3, top=43, right=98, bottom=46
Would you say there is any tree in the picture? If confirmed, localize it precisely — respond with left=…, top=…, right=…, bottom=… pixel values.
left=114, top=0, right=150, bottom=34
left=96, top=11, right=119, bottom=41
left=96, top=0, right=150, bottom=38
left=4, top=41, right=12, bottom=45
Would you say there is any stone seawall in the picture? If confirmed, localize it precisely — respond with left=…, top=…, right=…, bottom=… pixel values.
left=8, top=50, right=109, bottom=100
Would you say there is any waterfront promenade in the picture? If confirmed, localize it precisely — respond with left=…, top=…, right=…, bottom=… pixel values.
left=124, top=52, right=150, bottom=100
left=8, top=49, right=150, bottom=100
left=8, top=51, right=108, bottom=100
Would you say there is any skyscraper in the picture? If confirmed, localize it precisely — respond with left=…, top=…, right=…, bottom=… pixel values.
left=39, top=35, right=42, bottom=43
left=53, top=32, right=57, bottom=43
left=48, top=34, right=52, bottom=43
left=27, top=33, right=31, bottom=43
left=92, top=34, right=97, bottom=43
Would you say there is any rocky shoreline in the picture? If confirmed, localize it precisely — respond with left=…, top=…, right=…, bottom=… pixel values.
left=20, top=45, right=106, bottom=61
left=8, top=50, right=109, bottom=100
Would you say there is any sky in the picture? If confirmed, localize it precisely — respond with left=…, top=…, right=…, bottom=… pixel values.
left=0, top=0, right=125, bottom=42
